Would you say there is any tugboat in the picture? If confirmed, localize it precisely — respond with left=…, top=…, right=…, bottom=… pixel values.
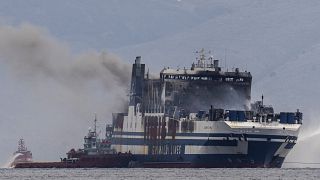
left=10, top=139, right=33, bottom=167
left=60, top=116, right=134, bottom=168
left=15, top=116, right=134, bottom=168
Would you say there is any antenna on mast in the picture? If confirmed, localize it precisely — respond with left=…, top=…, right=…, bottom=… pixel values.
left=224, top=48, right=227, bottom=71
left=94, top=113, right=97, bottom=134
left=18, top=138, right=27, bottom=151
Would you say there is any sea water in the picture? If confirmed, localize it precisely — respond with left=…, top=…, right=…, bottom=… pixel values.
left=0, top=168, right=319, bottom=180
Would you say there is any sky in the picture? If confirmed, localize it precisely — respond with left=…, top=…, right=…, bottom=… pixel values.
left=0, top=0, right=320, bottom=167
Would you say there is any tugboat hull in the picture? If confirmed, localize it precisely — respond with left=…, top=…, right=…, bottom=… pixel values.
left=14, top=153, right=134, bottom=168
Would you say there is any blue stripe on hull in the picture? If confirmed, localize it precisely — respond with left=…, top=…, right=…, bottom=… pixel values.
left=132, top=154, right=285, bottom=168
left=112, top=138, right=237, bottom=146
left=127, top=141, right=292, bottom=168
left=113, top=131, right=297, bottom=140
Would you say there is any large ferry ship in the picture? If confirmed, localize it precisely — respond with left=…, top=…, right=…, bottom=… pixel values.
left=111, top=49, right=302, bottom=168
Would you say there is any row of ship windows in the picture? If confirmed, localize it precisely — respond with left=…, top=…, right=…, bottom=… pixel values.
left=162, top=75, right=246, bottom=82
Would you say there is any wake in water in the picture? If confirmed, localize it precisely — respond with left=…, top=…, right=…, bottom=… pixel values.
left=1, top=153, right=23, bottom=168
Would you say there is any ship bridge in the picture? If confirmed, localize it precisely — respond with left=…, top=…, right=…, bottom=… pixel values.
left=158, top=49, right=252, bottom=114
left=160, top=48, right=251, bottom=86
left=160, top=68, right=251, bottom=86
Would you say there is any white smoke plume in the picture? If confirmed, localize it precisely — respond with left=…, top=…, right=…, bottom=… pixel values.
left=0, top=23, right=131, bottom=163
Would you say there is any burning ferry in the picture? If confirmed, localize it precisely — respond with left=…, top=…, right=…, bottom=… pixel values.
left=111, top=49, right=302, bottom=168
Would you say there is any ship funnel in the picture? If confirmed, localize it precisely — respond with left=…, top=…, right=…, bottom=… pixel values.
left=135, top=56, right=141, bottom=64
left=130, top=56, right=145, bottom=106
left=214, top=60, right=219, bottom=68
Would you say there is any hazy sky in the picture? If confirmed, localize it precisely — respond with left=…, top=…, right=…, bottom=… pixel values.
left=1, top=0, right=320, bottom=167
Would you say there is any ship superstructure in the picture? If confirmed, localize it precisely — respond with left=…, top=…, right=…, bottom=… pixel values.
left=66, top=116, right=115, bottom=160
left=112, top=50, right=302, bottom=168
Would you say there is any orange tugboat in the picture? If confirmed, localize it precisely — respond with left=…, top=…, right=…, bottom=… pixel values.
left=10, top=139, right=33, bottom=167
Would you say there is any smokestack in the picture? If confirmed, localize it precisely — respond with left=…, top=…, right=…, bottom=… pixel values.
left=214, top=60, right=221, bottom=72
left=135, top=56, right=141, bottom=64
left=130, top=56, right=145, bottom=105
left=214, top=60, right=219, bottom=68
left=209, top=105, right=214, bottom=121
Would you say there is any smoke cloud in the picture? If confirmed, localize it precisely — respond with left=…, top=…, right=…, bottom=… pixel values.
left=0, top=23, right=130, bottom=90
left=0, top=23, right=131, bottom=163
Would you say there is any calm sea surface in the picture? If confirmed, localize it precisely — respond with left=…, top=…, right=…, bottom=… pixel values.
left=0, top=168, right=319, bottom=180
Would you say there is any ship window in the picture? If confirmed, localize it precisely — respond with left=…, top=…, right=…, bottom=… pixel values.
left=236, top=78, right=244, bottom=82
left=226, top=78, right=233, bottom=82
